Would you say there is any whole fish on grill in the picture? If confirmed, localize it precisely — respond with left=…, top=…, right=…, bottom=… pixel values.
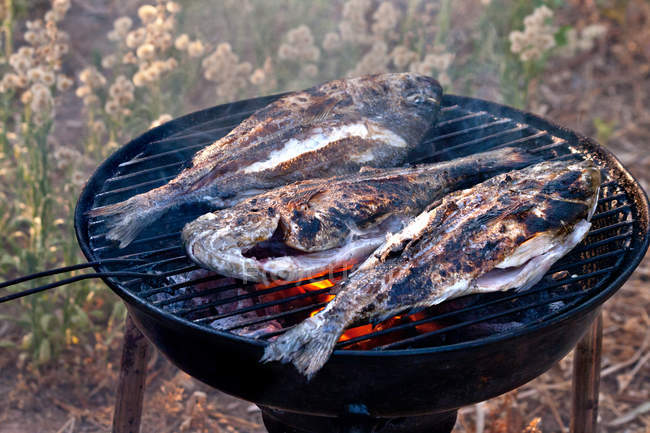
left=182, top=147, right=540, bottom=282
left=90, top=73, right=443, bottom=247
left=262, top=159, right=601, bottom=377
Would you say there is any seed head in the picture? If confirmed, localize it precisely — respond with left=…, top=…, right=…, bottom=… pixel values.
left=166, top=1, right=182, bottom=14
left=56, top=74, right=73, bottom=92
left=187, top=40, right=205, bottom=58
left=136, top=43, right=156, bottom=60
left=322, top=32, right=342, bottom=53
left=138, top=5, right=159, bottom=25
left=175, top=34, right=190, bottom=51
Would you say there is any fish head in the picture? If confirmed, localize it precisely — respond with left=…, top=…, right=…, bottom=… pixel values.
left=350, top=73, right=442, bottom=144
left=182, top=205, right=281, bottom=282
left=469, top=159, right=601, bottom=294
left=451, top=159, right=601, bottom=292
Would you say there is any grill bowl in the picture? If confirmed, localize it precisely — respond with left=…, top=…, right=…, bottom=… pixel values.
left=75, top=94, right=649, bottom=417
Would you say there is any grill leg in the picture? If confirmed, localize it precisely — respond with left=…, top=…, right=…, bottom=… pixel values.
left=570, top=311, right=603, bottom=433
left=113, top=314, right=151, bottom=433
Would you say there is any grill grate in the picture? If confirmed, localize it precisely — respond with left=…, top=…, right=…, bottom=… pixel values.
left=85, top=95, right=636, bottom=352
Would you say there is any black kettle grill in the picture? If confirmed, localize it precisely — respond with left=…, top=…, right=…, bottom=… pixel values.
left=3, top=93, right=649, bottom=433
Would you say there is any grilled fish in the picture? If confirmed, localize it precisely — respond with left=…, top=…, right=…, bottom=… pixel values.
left=91, top=73, right=443, bottom=247
left=262, top=159, right=601, bottom=377
left=183, top=147, right=540, bottom=282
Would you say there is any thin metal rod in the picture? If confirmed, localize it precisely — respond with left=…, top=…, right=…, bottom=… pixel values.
left=224, top=302, right=329, bottom=331
left=570, top=312, right=603, bottom=433
left=0, top=259, right=145, bottom=289
left=192, top=287, right=331, bottom=324
left=94, top=176, right=173, bottom=200
left=105, top=160, right=185, bottom=185
left=434, top=110, right=487, bottom=128
left=0, top=271, right=160, bottom=303
left=113, top=314, right=150, bottom=433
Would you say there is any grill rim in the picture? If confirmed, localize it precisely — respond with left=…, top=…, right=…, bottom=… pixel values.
left=74, top=93, right=650, bottom=357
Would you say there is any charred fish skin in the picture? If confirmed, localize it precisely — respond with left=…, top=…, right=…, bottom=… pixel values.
left=183, top=146, right=541, bottom=282
left=90, top=73, right=443, bottom=248
left=261, top=160, right=601, bottom=378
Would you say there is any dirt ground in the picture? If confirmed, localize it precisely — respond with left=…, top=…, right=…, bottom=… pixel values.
left=1, top=1, right=649, bottom=432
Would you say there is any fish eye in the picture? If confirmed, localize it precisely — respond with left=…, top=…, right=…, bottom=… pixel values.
left=406, top=93, right=425, bottom=104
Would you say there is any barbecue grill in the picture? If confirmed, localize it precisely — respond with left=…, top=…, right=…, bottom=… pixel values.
left=5, top=92, right=648, bottom=433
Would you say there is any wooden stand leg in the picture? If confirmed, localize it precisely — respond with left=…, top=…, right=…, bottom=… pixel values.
left=113, top=314, right=151, bottom=433
left=570, top=312, right=603, bottom=433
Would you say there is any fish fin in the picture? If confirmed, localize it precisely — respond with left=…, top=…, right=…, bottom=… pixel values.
left=261, top=316, right=343, bottom=379
left=306, top=99, right=340, bottom=125
left=88, top=194, right=163, bottom=248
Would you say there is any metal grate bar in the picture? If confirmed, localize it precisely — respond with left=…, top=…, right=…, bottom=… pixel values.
left=428, top=118, right=513, bottom=143
left=96, top=245, right=184, bottom=261
left=117, top=145, right=206, bottom=170
left=120, top=265, right=199, bottom=289
left=425, top=125, right=533, bottom=160
left=93, top=232, right=181, bottom=252
left=585, top=220, right=634, bottom=237
left=549, top=248, right=629, bottom=272
left=105, top=160, right=186, bottom=185
left=150, top=269, right=346, bottom=310
left=192, top=287, right=331, bottom=324
left=178, top=271, right=348, bottom=318
left=434, top=111, right=488, bottom=128
left=165, top=108, right=259, bottom=136
left=572, top=233, right=632, bottom=254
left=597, top=192, right=627, bottom=204
left=91, top=226, right=181, bottom=244
left=93, top=176, right=175, bottom=201
left=590, top=205, right=631, bottom=221
left=223, top=302, right=329, bottom=332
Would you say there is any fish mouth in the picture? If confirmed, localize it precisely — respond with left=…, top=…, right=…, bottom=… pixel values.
left=256, top=235, right=385, bottom=282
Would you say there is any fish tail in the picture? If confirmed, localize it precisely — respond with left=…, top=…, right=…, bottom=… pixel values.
left=88, top=193, right=165, bottom=248
left=261, top=315, right=343, bottom=379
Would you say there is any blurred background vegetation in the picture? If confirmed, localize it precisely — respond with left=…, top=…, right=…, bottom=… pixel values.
left=0, top=1, right=648, bottom=432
